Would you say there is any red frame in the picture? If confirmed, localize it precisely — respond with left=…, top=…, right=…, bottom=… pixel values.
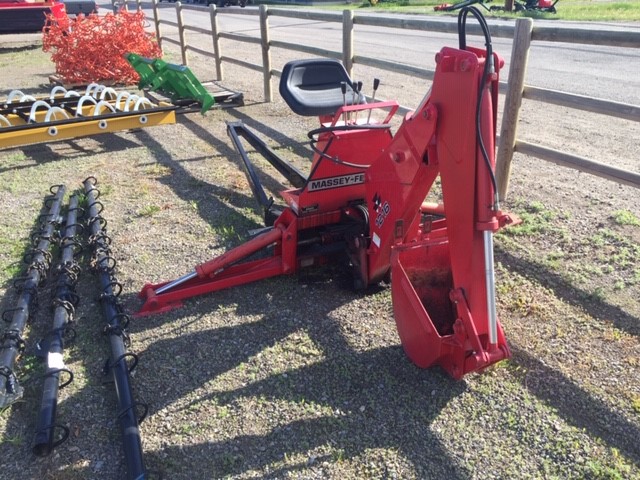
left=137, top=44, right=515, bottom=379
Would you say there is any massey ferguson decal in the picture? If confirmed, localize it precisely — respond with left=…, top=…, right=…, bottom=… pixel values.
left=308, top=173, right=365, bottom=192
left=373, top=193, right=390, bottom=228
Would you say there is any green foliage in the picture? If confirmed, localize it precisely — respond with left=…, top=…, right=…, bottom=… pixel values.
left=502, top=200, right=560, bottom=237
left=138, top=204, right=162, bottom=217
left=612, top=209, right=640, bottom=227
left=340, top=0, right=640, bottom=22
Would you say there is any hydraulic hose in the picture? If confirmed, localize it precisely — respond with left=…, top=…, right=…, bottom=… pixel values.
left=458, top=6, right=500, bottom=208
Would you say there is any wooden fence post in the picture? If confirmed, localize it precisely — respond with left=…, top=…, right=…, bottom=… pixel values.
left=260, top=5, right=272, bottom=102
left=152, top=0, right=162, bottom=51
left=176, top=2, right=188, bottom=66
left=209, top=5, right=223, bottom=81
left=342, top=10, right=354, bottom=77
left=496, top=17, right=533, bottom=202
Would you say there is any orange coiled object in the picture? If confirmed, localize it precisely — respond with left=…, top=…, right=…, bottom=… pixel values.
left=42, top=9, right=162, bottom=85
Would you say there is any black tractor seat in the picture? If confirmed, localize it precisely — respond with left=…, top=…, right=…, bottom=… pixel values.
left=279, top=59, right=360, bottom=117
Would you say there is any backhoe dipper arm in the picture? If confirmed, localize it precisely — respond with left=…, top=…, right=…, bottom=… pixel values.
left=366, top=7, right=511, bottom=378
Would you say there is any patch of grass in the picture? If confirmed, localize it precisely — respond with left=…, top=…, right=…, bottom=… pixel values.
left=1, top=433, right=25, bottom=446
left=557, top=1, right=640, bottom=22
left=586, top=452, right=631, bottom=480
left=2, top=151, right=28, bottom=165
left=543, top=250, right=566, bottom=271
left=0, top=45, right=46, bottom=69
left=612, top=209, right=640, bottom=227
left=501, top=199, right=562, bottom=238
left=326, top=0, right=640, bottom=21
left=138, top=204, right=162, bottom=217
left=591, top=229, right=640, bottom=271
left=143, top=162, right=172, bottom=178
left=0, top=173, right=23, bottom=194
left=98, top=183, right=114, bottom=197
left=212, top=223, right=241, bottom=244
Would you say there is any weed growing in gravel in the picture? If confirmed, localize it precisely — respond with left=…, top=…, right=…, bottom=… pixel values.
left=612, top=209, right=640, bottom=226
left=587, top=450, right=632, bottom=480
left=214, top=224, right=240, bottom=244
left=144, top=162, right=173, bottom=178
left=138, top=204, right=162, bottom=217
left=15, top=351, right=43, bottom=383
left=1, top=432, right=25, bottom=446
left=3, top=151, right=27, bottom=165
left=0, top=237, right=27, bottom=279
left=502, top=199, right=564, bottom=237
left=98, top=183, right=114, bottom=197
left=591, top=229, right=640, bottom=272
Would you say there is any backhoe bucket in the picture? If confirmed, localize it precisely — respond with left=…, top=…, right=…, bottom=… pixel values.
left=391, top=239, right=458, bottom=374
left=391, top=236, right=510, bottom=380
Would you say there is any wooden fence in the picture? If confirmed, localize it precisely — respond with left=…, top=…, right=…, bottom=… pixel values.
left=146, top=1, right=640, bottom=199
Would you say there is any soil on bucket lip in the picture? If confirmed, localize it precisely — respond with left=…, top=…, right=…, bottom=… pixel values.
left=0, top=32, right=639, bottom=480
left=405, top=267, right=455, bottom=336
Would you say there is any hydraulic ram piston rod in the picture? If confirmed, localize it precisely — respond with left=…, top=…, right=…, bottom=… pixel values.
left=483, top=230, right=498, bottom=347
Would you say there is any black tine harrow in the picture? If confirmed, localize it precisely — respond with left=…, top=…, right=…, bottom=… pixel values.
left=0, top=185, right=65, bottom=409
left=83, top=177, right=148, bottom=480
left=32, top=194, right=83, bottom=456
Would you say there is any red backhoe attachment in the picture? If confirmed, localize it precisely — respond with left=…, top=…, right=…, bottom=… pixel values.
left=138, top=7, right=515, bottom=379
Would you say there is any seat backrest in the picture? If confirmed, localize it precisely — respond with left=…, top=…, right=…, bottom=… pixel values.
left=279, top=59, right=356, bottom=117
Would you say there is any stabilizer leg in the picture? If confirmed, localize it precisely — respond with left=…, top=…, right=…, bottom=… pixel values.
left=137, top=212, right=298, bottom=317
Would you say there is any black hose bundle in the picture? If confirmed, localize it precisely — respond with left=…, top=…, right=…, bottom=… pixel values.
left=83, top=177, right=148, bottom=480
left=0, top=185, right=65, bottom=409
left=458, top=5, right=500, bottom=207
left=32, top=194, right=83, bottom=456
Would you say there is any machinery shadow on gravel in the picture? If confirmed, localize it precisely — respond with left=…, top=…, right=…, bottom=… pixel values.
left=224, top=108, right=316, bottom=162
left=495, top=247, right=639, bottom=337
left=132, top=122, right=290, bottom=231
left=0, top=133, right=141, bottom=175
left=178, top=113, right=311, bottom=196
left=135, top=277, right=470, bottom=478
left=510, top=345, right=640, bottom=465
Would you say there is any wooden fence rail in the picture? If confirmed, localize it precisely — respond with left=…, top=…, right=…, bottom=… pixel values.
left=148, top=1, right=639, bottom=199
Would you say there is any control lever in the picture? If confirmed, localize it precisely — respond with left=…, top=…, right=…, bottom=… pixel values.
left=366, top=78, right=380, bottom=124
left=340, top=81, right=347, bottom=124
left=354, top=81, right=363, bottom=123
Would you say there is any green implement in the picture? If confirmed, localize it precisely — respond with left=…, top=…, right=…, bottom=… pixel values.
left=126, top=53, right=220, bottom=114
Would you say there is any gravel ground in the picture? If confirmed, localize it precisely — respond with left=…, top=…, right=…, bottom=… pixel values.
left=0, top=25, right=639, bottom=480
